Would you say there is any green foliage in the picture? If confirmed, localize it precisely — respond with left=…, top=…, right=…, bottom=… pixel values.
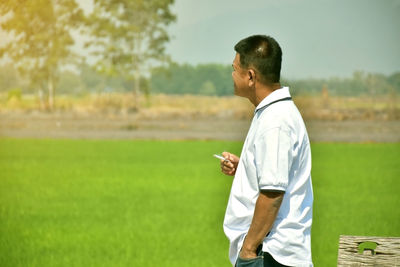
left=0, top=0, right=175, bottom=106
left=80, top=63, right=105, bottom=91
left=85, top=0, right=176, bottom=94
left=57, top=71, right=84, bottom=95
left=7, top=88, right=22, bottom=101
left=287, top=71, right=400, bottom=96
left=151, top=63, right=233, bottom=95
left=0, top=139, right=399, bottom=267
left=1, top=57, right=400, bottom=97
left=388, top=72, right=400, bottom=92
left=75, top=63, right=150, bottom=94
left=0, top=64, right=21, bottom=92
left=0, top=0, right=84, bottom=88
left=151, top=63, right=400, bottom=96
left=199, top=80, right=217, bottom=95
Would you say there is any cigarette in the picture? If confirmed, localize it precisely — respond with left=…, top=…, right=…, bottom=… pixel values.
left=213, top=154, right=230, bottom=162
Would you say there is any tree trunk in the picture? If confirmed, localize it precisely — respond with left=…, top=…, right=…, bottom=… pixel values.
left=133, top=34, right=142, bottom=111
left=133, top=70, right=140, bottom=110
left=38, top=88, right=45, bottom=110
left=48, top=76, right=55, bottom=110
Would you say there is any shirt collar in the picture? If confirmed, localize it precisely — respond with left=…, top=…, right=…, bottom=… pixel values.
left=254, top=86, right=291, bottom=114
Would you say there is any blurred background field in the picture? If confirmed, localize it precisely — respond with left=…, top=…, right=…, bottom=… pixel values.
left=0, top=139, right=399, bottom=267
left=1, top=92, right=399, bottom=142
left=1, top=92, right=399, bottom=121
left=1, top=0, right=399, bottom=142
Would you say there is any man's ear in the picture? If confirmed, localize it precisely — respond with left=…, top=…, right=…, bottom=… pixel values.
left=248, top=69, right=256, bottom=87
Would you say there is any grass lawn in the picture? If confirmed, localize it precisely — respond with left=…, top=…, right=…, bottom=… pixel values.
left=0, top=139, right=399, bottom=266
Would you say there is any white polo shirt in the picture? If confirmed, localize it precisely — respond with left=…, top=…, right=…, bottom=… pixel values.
left=223, top=87, right=313, bottom=266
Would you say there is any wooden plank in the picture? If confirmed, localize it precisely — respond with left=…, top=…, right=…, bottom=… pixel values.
left=337, top=235, right=400, bottom=267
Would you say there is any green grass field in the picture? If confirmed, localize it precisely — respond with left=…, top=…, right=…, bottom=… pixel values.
left=0, top=139, right=399, bottom=266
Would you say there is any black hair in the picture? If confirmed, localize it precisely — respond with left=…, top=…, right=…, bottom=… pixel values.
left=234, top=35, right=282, bottom=84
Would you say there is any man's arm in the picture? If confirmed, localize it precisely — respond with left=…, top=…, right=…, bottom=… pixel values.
left=239, top=190, right=284, bottom=259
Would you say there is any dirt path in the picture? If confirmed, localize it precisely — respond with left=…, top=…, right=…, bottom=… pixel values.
left=0, top=113, right=399, bottom=142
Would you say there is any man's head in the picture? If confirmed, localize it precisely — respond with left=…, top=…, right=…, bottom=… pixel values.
left=233, top=35, right=282, bottom=88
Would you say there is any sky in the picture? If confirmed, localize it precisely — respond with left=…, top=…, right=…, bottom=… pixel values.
left=2, top=0, right=399, bottom=80
left=165, top=0, right=400, bottom=79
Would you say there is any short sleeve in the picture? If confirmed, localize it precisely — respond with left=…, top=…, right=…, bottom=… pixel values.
left=255, top=127, right=292, bottom=191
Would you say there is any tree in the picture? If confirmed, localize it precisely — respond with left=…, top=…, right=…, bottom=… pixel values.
left=150, top=63, right=233, bottom=96
left=0, top=0, right=84, bottom=109
left=0, top=64, right=20, bottom=92
left=199, top=80, right=217, bottom=95
left=86, top=0, right=176, bottom=109
left=79, top=62, right=107, bottom=93
left=388, top=72, right=400, bottom=94
left=57, top=70, right=84, bottom=95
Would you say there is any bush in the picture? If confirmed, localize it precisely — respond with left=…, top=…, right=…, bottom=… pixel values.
left=7, top=88, right=22, bottom=101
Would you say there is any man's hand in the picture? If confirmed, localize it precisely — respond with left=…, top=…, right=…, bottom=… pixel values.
left=239, top=247, right=258, bottom=259
left=220, top=152, right=239, bottom=176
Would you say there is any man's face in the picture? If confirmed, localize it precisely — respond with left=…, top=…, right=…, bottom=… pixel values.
left=232, top=53, right=249, bottom=97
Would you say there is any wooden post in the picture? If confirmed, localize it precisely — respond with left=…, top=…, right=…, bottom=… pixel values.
left=337, top=235, right=400, bottom=266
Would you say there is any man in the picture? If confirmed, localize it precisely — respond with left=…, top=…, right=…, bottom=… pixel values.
left=220, top=35, right=313, bottom=267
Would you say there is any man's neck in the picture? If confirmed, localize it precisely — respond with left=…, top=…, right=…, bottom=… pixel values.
left=250, top=83, right=282, bottom=107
